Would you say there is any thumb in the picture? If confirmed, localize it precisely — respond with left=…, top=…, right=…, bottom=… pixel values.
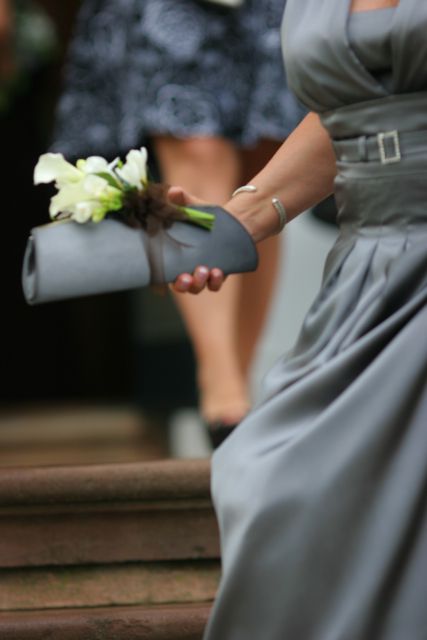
left=167, top=186, right=208, bottom=208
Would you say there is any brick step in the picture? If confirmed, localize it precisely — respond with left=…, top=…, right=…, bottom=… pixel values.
left=0, top=603, right=211, bottom=640
left=0, top=459, right=219, bottom=568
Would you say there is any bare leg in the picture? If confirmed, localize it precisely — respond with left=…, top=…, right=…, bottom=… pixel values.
left=153, top=136, right=283, bottom=430
left=237, top=141, right=282, bottom=377
left=237, top=236, right=281, bottom=376
left=153, top=136, right=250, bottom=424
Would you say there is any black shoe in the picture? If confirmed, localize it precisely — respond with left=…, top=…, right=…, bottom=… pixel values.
left=206, top=421, right=237, bottom=449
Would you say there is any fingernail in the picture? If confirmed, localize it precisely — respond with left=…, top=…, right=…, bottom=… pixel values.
left=197, top=266, right=209, bottom=277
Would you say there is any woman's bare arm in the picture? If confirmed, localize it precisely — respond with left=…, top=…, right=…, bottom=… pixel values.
left=226, top=112, right=337, bottom=242
left=170, top=111, right=337, bottom=293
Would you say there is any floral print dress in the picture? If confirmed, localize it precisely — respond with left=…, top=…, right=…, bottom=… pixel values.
left=52, top=0, right=304, bottom=158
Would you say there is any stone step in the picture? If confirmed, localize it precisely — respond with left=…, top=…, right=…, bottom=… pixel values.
left=0, top=439, right=219, bottom=638
left=0, top=603, right=211, bottom=640
left=0, top=459, right=219, bottom=568
left=0, top=560, right=219, bottom=611
left=0, top=406, right=169, bottom=467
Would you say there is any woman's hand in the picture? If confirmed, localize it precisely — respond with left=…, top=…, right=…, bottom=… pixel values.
left=168, top=185, right=226, bottom=294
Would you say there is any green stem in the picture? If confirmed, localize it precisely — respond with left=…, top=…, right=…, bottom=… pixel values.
left=179, top=206, right=215, bottom=230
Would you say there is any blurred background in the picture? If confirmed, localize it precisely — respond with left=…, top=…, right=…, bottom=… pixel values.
left=1, top=0, right=337, bottom=465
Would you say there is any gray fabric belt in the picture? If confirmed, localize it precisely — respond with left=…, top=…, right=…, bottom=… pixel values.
left=333, top=129, right=427, bottom=164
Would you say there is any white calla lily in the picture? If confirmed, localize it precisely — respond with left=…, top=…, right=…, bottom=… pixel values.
left=34, top=146, right=214, bottom=231
left=116, top=147, right=148, bottom=188
left=34, top=153, right=83, bottom=187
left=49, top=183, right=90, bottom=218
left=49, top=175, right=123, bottom=222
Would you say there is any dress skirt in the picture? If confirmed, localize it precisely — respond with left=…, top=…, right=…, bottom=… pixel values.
left=204, top=107, right=427, bottom=639
left=52, top=0, right=304, bottom=158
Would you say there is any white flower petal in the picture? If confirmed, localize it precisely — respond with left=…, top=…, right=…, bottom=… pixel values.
left=83, top=175, right=122, bottom=204
left=83, top=156, right=110, bottom=174
left=116, top=147, right=148, bottom=188
left=130, top=147, right=148, bottom=176
left=34, top=153, right=82, bottom=186
left=70, top=202, right=99, bottom=223
left=49, top=182, right=95, bottom=217
left=108, top=157, right=120, bottom=172
left=115, top=166, right=134, bottom=187
left=83, top=174, right=110, bottom=197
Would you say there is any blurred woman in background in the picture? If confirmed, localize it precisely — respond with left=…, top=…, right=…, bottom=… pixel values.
left=53, top=0, right=304, bottom=446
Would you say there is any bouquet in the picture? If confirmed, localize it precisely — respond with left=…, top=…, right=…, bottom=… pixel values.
left=33, top=147, right=215, bottom=232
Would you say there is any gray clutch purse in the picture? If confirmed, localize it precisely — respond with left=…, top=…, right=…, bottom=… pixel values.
left=22, top=206, right=258, bottom=305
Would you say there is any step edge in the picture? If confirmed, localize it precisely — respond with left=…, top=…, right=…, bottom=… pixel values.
left=0, top=459, right=212, bottom=505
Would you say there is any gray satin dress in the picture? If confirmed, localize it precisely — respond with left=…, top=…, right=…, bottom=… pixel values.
left=205, top=1, right=427, bottom=639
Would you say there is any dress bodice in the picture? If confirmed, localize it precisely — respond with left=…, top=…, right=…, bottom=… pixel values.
left=281, top=0, right=427, bottom=113
left=348, top=9, right=394, bottom=92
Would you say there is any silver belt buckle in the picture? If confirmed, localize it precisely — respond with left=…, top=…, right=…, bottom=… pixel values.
left=377, top=130, right=401, bottom=164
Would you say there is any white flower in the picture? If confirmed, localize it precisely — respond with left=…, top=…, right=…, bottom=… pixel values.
left=49, top=174, right=123, bottom=223
left=34, top=153, right=83, bottom=187
left=34, top=153, right=121, bottom=188
left=115, top=147, right=148, bottom=189
left=34, top=148, right=150, bottom=225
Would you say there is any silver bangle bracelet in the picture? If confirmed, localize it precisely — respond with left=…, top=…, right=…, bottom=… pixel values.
left=231, top=184, right=287, bottom=232
left=271, top=197, right=287, bottom=232
left=231, top=185, right=258, bottom=197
